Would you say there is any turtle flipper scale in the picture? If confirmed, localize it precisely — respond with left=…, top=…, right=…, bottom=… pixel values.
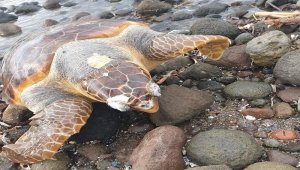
left=81, top=60, right=159, bottom=113
left=1, top=97, right=92, bottom=164
left=147, top=34, right=230, bottom=60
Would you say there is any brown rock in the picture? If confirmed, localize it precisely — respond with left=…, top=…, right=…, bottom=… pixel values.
left=269, top=130, right=298, bottom=140
left=241, top=107, right=274, bottom=119
left=267, top=150, right=299, bottom=167
left=272, top=102, right=295, bottom=119
left=130, top=125, right=186, bottom=170
left=277, top=87, right=300, bottom=102
left=237, top=71, right=253, bottom=78
left=150, top=85, right=214, bottom=125
left=2, top=105, right=33, bottom=125
left=43, top=19, right=58, bottom=27
left=207, top=45, right=252, bottom=70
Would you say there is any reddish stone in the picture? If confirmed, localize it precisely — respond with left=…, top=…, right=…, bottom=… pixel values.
left=269, top=130, right=298, bottom=140
left=267, top=150, right=298, bottom=167
left=277, top=87, right=300, bottom=102
left=130, top=125, right=186, bottom=170
left=241, top=107, right=274, bottom=119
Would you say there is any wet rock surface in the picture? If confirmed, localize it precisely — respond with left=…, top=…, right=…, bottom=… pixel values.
left=186, top=129, right=262, bottom=169
left=150, top=85, right=213, bottom=125
left=190, top=18, right=241, bottom=39
left=224, top=81, right=272, bottom=99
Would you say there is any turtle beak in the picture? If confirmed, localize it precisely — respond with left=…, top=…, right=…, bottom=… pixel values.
left=132, top=97, right=159, bottom=113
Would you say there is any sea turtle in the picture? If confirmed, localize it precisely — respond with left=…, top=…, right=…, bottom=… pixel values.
left=0, top=19, right=230, bottom=164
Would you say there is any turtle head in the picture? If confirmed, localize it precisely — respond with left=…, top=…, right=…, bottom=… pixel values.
left=106, top=81, right=160, bottom=113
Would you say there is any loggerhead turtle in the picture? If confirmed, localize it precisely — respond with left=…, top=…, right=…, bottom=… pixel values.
left=0, top=19, right=230, bottom=163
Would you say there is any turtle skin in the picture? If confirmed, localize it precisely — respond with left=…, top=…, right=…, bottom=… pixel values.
left=0, top=19, right=230, bottom=163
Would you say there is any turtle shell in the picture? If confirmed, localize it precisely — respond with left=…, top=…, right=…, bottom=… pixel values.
left=1, top=20, right=146, bottom=105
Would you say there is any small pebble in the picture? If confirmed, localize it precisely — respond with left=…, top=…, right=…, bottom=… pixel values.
left=263, top=139, right=281, bottom=148
left=249, top=99, right=267, bottom=107
left=269, top=130, right=298, bottom=140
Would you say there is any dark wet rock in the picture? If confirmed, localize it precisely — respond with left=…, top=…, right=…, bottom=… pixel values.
left=216, top=76, right=237, bottom=85
left=246, top=30, right=291, bottom=66
left=43, top=19, right=59, bottom=27
left=250, top=99, right=268, bottom=107
left=213, top=93, right=226, bottom=102
left=272, top=102, right=295, bottom=119
left=182, top=79, right=193, bottom=88
left=172, top=10, right=193, bottom=21
left=62, top=2, right=77, bottom=7
left=185, top=165, right=232, bottom=170
left=43, top=0, right=61, bottom=9
left=72, top=12, right=91, bottom=21
left=150, top=56, right=193, bottom=75
left=267, top=150, right=298, bottom=166
left=193, top=2, right=228, bottom=17
left=241, top=107, right=274, bottom=119
left=253, top=22, right=275, bottom=34
left=224, top=81, right=272, bottom=99
left=153, top=12, right=172, bottom=22
left=70, top=103, right=124, bottom=144
left=205, top=14, right=222, bottom=18
left=197, top=80, right=224, bottom=91
left=0, top=157, right=17, bottom=170
left=165, top=75, right=180, bottom=85
left=229, top=5, right=250, bottom=18
left=77, top=143, right=107, bottom=161
left=190, top=18, right=241, bottom=39
left=136, top=0, right=172, bottom=16
left=277, top=87, right=300, bottom=102
left=186, top=129, right=262, bottom=169
left=162, top=0, right=182, bottom=5
left=15, top=2, right=41, bottom=14
left=206, top=45, right=252, bottom=70
left=179, top=62, right=222, bottom=80
left=263, top=139, right=281, bottom=148
left=244, top=161, right=297, bottom=170
left=115, top=8, right=132, bottom=16
left=0, top=13, right=18, bottom=23
left=31, top=152, right=71, bottom=170
left=265, top=0, right=296, bottom=8
left=235, top=32, right=254, bottom=45
left=281, top=141, right=300, bottom=152
left=274, top=50, right=300, bottom=86
left=2, top=105, right=32, bottom=125
left=130, top=125, right=186, bottom=170
left=150, top=85, right=213, bottom=125
left=98, top=11, right=114, bottom=19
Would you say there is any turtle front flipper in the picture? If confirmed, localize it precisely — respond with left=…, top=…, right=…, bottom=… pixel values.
left=1, top=97, right=92, bottom=164
left=81, top=60, right=160, bottom=113
left=145, top=34, right=230, bottom=61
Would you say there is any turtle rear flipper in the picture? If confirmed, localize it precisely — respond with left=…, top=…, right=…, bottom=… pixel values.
left=1, top=97, right=92, bottom=164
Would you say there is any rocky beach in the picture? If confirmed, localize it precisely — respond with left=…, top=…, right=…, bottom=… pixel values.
left=0, top=0, right=300, bottom=170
